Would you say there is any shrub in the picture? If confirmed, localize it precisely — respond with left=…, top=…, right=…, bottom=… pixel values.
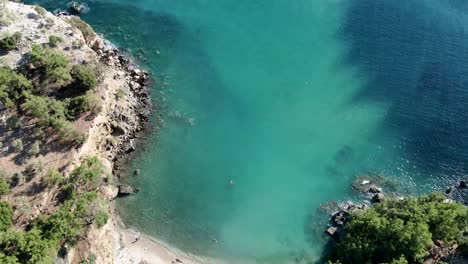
left=72, top=64, right=97, bottom=92
left=0, top=201, right=13, bottom=231
left=0, top=32, right=21, bottom=51
left=42, top=169, right=65, bottom=186
left=67, top=17, right=96, bottom=43
left=48, top=35, right=63, bottom=48
left=330, top=193, right=468, bottom=264
left=0, top=7, right=15, bottom=26
left=34, top=5, right=46, bottom=16
left=27, top=141, right=41, bottom=156
left=80, top=254, right=97, bottom=264
left=66, top=92, right=100, bottom=118
left=21, top=94, right=49, bottom=120
left=28, top=45, right=72, bottom=87
left=0, top=68, right=32, bottom=108
left=94, top=210, right=108, bottom=228
left=11, top=139, right=23, bottom=151
left=0, top=228, right=56, bottom=264
left=0, top=178, right=9, bottom=195
left=70, top=156, right=103, bottom=187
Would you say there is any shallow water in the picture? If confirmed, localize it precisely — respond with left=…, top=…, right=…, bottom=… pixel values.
left=27, top=0, right=468, bottom=262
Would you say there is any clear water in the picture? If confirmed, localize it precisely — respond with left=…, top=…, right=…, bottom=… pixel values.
left=27, top=0, right=468, bottom=262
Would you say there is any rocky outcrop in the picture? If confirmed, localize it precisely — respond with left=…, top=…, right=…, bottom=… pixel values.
left=445, top=180, right=468, bottom=205
left=325, top=202, right=368, bottom=240
left=117, top=184, right=140, bottom=196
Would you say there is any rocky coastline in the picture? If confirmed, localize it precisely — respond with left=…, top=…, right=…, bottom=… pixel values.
left=323, top=176, right=467, bottom=263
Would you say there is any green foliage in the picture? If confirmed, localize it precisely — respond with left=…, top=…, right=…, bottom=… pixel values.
left=11, top=139, right=23, bottom=151
left=65, top=91, right=100, bottom=118
left=21, top=94, right=49, bottom=119
left=22, top=94, right=85, bottom=143
left=67, top=17, right=96, bottom=43
left=70, top=156, right=104, bottom=188
left=0, top=178, right=9, bottom=195
left=28, top=45, right=72, bottom=87
left=331, top=193, right=468, bottom=264
left=116, top=87, right=125, bottom=99
left=0, top=228, right=55, bottom=264
left=94, top=210, right=108, bottom=228
left=48, top=35, right=63, bottom=48
left=42, top=169, right=65, bottom=186
left=26, top=141, right=40, bottom=156
left=34, top=203, right=84, bottom=244
left=0, top=7, right=15, bottom=26
left=0, top=201, right=13, bottom=231
left=34, top=5, right=46, bottom=16
left=80, top=254, right=97, bottom=264
left=0, top=68, right=32, bottom=108
left=72, top=64, right=97, bottom=92
left=0, top=32, right=21, bottom=51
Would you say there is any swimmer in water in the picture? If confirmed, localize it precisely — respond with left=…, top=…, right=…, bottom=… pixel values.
left=229, top=180, right=235, bottom=185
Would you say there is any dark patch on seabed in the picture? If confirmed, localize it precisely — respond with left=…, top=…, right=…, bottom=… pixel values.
left=342, top=0, right=468, bottom=180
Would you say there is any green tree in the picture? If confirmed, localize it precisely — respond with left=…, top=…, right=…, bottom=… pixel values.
left=72, top=64, right=97, bottom=92
left=0, top=32, right=21, bottom=51
left=0, top=68, right=32, bottom=108
left=0, top=201, right=13, bottom=231
left=330, top=193, right=468, bottom=264
left=0, top=178, right=9, bottom=195
left=28, top=45, right=72, bottom=87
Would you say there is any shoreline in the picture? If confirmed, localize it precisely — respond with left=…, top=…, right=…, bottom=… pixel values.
left=63, top=10, right=214, bottom=264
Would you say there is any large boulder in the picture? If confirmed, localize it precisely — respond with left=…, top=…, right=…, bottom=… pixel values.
left=118, top=184, right=139, bottom=196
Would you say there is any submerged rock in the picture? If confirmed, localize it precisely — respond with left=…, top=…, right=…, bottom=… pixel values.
left=459, top=180, right=467, bottom=189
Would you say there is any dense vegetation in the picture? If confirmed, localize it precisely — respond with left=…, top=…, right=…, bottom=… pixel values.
left=0, top=32, right=21, bottom=51
left=0, top=44, right=100, bottom=145
left=328, top=193, right=468, bottom=264
left=0, top=157, right=110, bottom=263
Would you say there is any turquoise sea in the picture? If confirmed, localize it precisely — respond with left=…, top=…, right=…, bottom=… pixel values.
left=27, top=0, right=468, bottom=262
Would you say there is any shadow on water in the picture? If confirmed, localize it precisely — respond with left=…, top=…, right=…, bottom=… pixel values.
left=342, top=0, right=468, bottom=180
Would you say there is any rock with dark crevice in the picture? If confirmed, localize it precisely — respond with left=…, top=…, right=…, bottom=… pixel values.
left=117, top=184, right=139, bottom=196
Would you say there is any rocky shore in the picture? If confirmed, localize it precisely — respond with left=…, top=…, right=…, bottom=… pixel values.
left=323, top=175, right=467, bottom=263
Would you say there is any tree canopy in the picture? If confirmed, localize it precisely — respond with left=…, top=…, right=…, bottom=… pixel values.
left=330, top=193, right=468, bottom=264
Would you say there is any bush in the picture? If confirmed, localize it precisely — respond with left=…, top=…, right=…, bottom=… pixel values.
left=70, top=156, right=103, bottom=187
left=330, top=193, right=468, bottom=264
left=0, top=201, right=13, bottom=231
left=21, top=94, right=49, bottom=120
left=42, top=169, right=65, bottom=186
left=0, top=8, right=16, bottom=26
left=11, top=139, right=23, bottom=151
left=66, top=92, right=100, bottom=118
left=0, top=178, right=9, bottom=195
left=28, top=45, right=72, bottom=87
left=34, top=5, right=46, bottom=16
left=0, top=32, right=21, bottom=51
left=48, top=35, right=63, bottom=48
left=94, top=210, right=108, bottom=228
left=72, top=64, right=97, bottom=92
left=0, top=68, right=32, bottom=108
left=67, top=17, right=96, bottom=43
left=0, top=228, right=56, bottom=264
left=27, top=141, right=41, bottom=155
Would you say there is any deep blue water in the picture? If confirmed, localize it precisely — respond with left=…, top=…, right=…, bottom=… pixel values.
left=25, top=0, right=468, bottom=263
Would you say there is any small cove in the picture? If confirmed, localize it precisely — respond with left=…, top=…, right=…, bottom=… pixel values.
left=26, top=0, right=468, bottom=262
